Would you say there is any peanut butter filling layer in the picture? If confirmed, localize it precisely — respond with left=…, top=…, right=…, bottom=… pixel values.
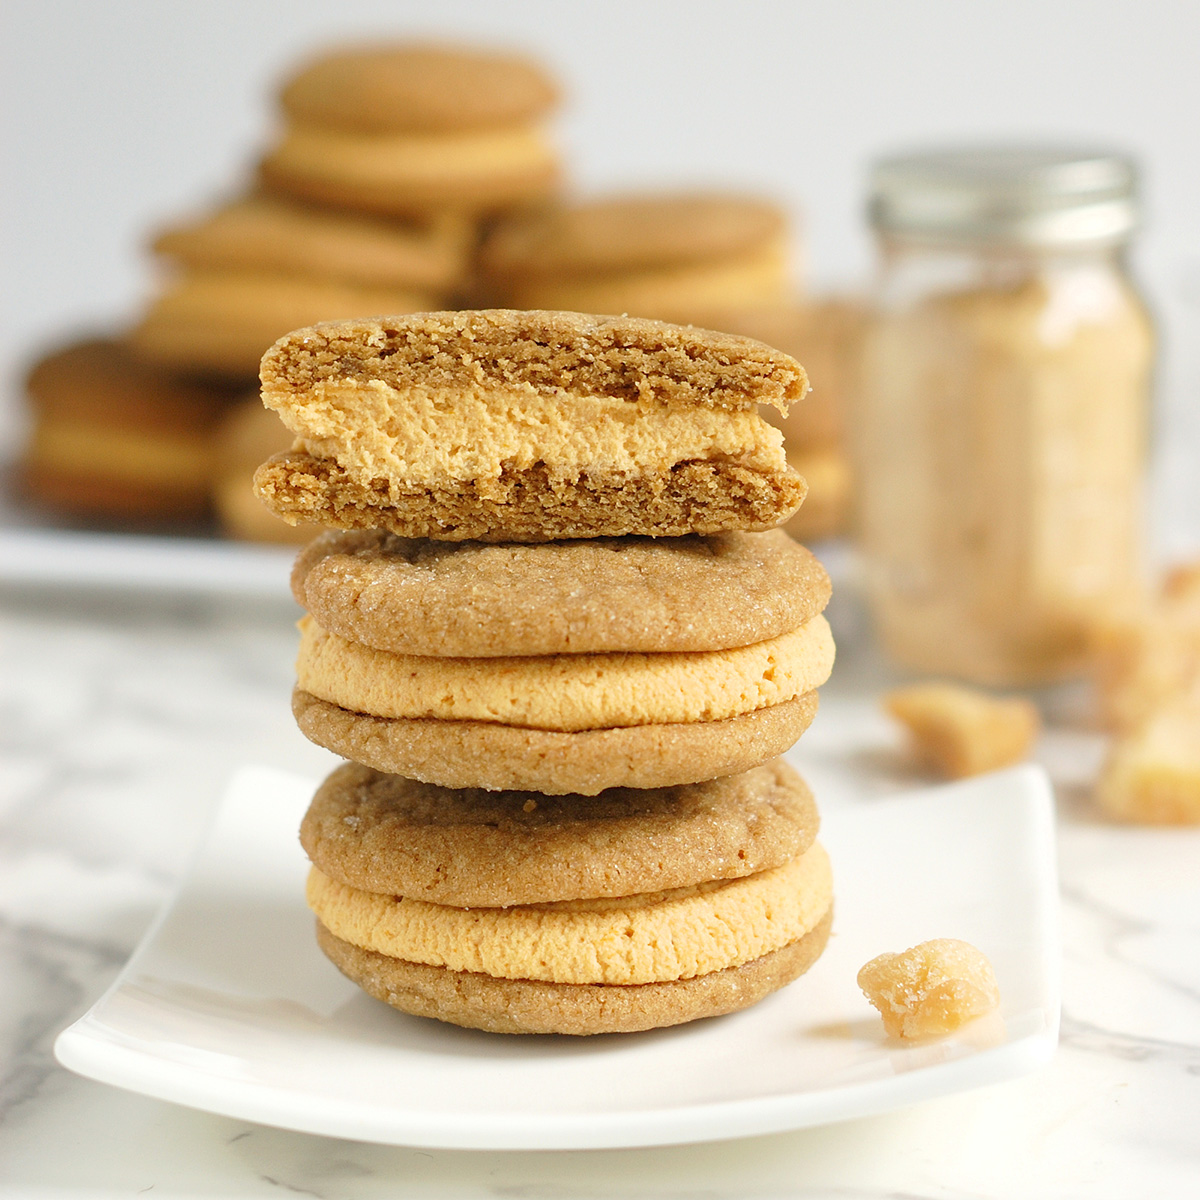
left=307, top=842, right=833, bottom=985
left=29, top=422, right=212, bottom=487
left=266, top=122, right=556, bottom=187
left=295, top=612, right=834, bottom=731
left=267, top=379, right=789, bottom=490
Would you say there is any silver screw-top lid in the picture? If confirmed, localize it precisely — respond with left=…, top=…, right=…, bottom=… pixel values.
left=869, top=146, right=1139, bottom=246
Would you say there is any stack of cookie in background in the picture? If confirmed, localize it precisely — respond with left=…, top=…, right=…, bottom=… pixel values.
left=253, top=309, right=836, bottom=1034
left=477, top=193, right=863, bottom=541
left=18, top=43, right=563, bottom=540
left=16, top=38, right=863, bottom=546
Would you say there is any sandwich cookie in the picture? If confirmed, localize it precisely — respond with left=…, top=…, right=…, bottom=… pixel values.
left=260, top=44, right=561, bottom=217
left=303, top=759, right=833, bottom=1033
left=479, top=192, right=791, bottom=321
left=254, top=310, right=809, bottom=541
left=21, top=338, right=239, bottom=523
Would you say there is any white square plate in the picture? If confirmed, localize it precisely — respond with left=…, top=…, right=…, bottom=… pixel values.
left=54, top=764, right=1060, bottom=1150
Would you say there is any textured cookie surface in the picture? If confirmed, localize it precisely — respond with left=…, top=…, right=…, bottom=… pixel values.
left=302, top=758, right=819, bottom=906
left=278, top=44, right=560, bottom=133
left=316, top=906, right=833, bottom=1034
left=294, top=528, right=830, bottom=656
left=256, top=451, right=806, bottom=541
left=292, top=687, right=819, bottom=794
left=307, top=841, right=831, bottom=984
left=296, top=612, right=833, bottom=731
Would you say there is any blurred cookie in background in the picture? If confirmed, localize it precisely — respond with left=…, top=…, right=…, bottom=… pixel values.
left=260, top=43, right=562, bottom=219
left=478, top=191, right=792, bottom=320
left=130, top=195, right=473, bottom=379
left=19, top=338, right=239, bottom=525
left=213, top=397, right=319, bottom=544
left=699, top=300, right=865, bottom=542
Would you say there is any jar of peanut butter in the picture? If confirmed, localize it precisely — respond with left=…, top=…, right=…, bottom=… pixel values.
left=854, top=147, right=1154, bottom=685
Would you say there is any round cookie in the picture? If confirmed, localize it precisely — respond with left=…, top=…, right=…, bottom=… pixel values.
left=278, top=44, right=561, bottom=134
left=295, top=612, right=834, bottom=731
left=260, top=45, right=561, bottom=217
left=21, top=338, right=240, bottom=522
left=479, top=193, right=790, bottom=319
left=315, top=907, right=833, bottom=1035
left=292, top=528, right=832, bottom=656
left=292, top=688, right=819, bottom=795
left=301, top=758, right=819, bottom=907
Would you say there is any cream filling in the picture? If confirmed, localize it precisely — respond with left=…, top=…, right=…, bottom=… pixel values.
left=30, top=424, right=212, bottom=487
left=267, top=379, right=789, bottom=486
left=507, top=241, right=791, bottom=318
left=307, top=842, right=832, bottom=985
left=294, top=613, right=834, bottom=731
left=267, top=122, right=556, bottom=186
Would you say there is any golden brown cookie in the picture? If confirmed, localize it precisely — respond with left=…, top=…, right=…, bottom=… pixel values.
left=152, top=197, right=473, bottom=291
left=292, top=687, right=819, bottom=794
left=254, top=311, right=808, bottom=541
left=479, top=193, right=790, bottom=319
left=130, top=272, right=441, bottom=379
left=277, top=43, right=560, bottom=134
left=260, top=45, right=561, bottom=216
left=307, top=842, right=831, bottom=984
left=292, top=528, right=831, bottom=656
left=294, top=612, right=834, bottom=730
left=20, top=338, right=240, bottom=522
left=301, top=758, right=820, bottom=906
left=316, top=906, right=833, bottom=1035
left=212, top=399, right=319, bottom=544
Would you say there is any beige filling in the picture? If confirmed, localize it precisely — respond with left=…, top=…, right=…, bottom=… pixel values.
left=29, top=423, right=212, bottom=487
left=266, top=379, right=788, bottom=487
left=506, top=241, right=791, bottom=318
left=295, top=612, right=834, bottom=730
left=307, top=842, right=832, bottom=985
left=267, top=122, right=556, bottom=186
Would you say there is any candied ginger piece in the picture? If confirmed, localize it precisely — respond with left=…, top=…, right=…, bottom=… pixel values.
left=884, top=682, right=1039, bottom=779
left=1091, top=565, right=1200, bottom=733
left=1096, top=693, right=1200, bottom=825
left=857, top=938, right=1000, bottom=1039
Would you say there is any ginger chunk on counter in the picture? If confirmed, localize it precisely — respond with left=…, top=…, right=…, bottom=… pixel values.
left=1097, top=694, right=1200, bottom=825
left=885, top=682, right=1039, bottom=779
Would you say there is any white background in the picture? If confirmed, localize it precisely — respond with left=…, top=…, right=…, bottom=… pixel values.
left=3, top=0, right=1199, bottom=549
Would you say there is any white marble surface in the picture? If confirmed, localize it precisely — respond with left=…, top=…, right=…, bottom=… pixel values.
left=1, top=565, right=1198, bottom=1198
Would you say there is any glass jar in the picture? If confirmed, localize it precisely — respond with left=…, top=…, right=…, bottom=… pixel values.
left=854, top=147, right=1155, bottom=686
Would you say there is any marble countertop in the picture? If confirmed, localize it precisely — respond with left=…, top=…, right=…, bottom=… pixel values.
left=1, top=560, right=1198, bottom=1199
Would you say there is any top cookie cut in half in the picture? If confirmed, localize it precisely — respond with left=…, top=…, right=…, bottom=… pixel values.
left=253, top=310, right=809, bottom=542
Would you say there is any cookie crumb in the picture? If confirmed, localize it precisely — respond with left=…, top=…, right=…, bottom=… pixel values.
left=857, top=939, right=1000, bottom=1039
left=522, top=798, right=538, bottom=813
left=884, top=682, right=1039, bottom=779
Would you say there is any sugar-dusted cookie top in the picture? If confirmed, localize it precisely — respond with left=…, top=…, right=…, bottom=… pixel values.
left=301, top=759, right=819, bottom=907
left=481, top=192, right=787, bottom=280
left=278, top=43, right=560, bottom=134
left=292, top=529, right=830, bottom=656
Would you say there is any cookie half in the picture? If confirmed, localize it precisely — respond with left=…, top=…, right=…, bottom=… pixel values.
left=316, top=907, right=833, bottom=1035
left=292, top=687, right=819, bottom=794
left=301, top=758, right=819, bottom=907
left=254, top=311, right=808, bottom=541
left=292, top=528, right=832, bottom=656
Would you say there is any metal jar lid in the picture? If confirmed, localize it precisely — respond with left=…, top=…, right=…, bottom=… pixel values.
left=869, top=146, right=1138, bottom=247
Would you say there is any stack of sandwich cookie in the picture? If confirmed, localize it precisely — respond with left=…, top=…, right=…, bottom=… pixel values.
left=256, top=309, right=835, bottom=1034
left=259, top=44, right=561, bottom=218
